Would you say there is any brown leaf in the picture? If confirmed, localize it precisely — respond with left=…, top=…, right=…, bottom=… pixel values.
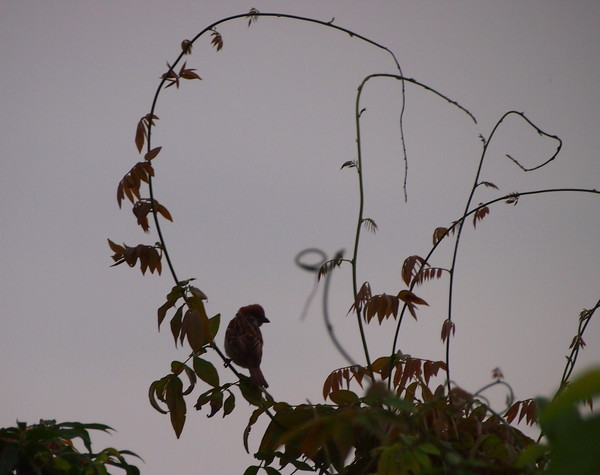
left=144, top=146, right=162, bottom=161
left=210, top=30, right=223, bottom=51
left=132, top=200, right=152, bottom=232
left=433, top=227, right=448, bottom=245
left=364, top=294, right=400, bottom=324
left=472, top=203, right=490, bottom=228
left=349, top=281, right=371, bottom=315
left=180, top=69, right=202, bottom=81
left=412, top=267, right=447, bottom=287
left=107, top=239, right=124, bottom=255
left=116, top=162, right=154, bottom=208
left=480, top=181, right=499, bottom=190
left=135, top=118, right=146, bottom=153
left=401, top=255, right=426, bottom=286
left=156, top=203, right=173, bottom=222
left=440, top=319, right=455, bottom=343
left=398, top=290, right=428, bottom=306
left=181, top=39, right=192, bottom=55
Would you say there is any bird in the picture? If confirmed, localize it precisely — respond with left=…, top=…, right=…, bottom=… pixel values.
left=224, top=304, right=269, bottom=388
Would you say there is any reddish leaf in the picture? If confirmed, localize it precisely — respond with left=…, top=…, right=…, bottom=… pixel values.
left=472, top=203, right=490, bottom=228
left=433, top=227, right=448, bottom=245
left=135, top=119, right=145, bottom=153
left=210, top=30, right=223, bottom=51
left=441, top=319, right=456, bottom=343
left=144, top=146, right=162, bottom=161
left=402, top=255, right=426, bottom=286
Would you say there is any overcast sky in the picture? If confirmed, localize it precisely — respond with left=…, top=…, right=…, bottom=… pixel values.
left=2, top=1, right=599, bottom=473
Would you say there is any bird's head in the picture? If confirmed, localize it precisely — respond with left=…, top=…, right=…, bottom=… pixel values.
left=238, top=304, right=270, bottom=326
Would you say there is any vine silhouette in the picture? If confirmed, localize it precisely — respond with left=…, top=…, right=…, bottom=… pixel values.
left=109, top=9, right=599, bottom=473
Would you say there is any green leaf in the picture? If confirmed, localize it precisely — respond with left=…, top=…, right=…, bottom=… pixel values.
left=243, top=467, right=260, bottom=475
left=169, top=306, right=184, bottom=346
left=158, top=285, right=184, bottom=329
left=209, top=313, right=221, bottom=339
left=223, top=392, right=235, bottom=417
left=193, top=356, right=220, bottom=387
left=239, top=379, right=263, bottom=406
left=148, top=378, right=169, bottom=414
left=540, top=368, right=600, bottom=424
left=165, top=375, right=186, bottom=438
left=207, top=391, right=223, bottom=418
left=329, top=389, right=359, bottom=405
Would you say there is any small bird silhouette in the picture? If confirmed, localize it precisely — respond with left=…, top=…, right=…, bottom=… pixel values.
left=224, top=304, right=269, bottom=387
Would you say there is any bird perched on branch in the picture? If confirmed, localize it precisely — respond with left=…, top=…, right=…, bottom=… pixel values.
left=224, top=304, right=269, bottom=388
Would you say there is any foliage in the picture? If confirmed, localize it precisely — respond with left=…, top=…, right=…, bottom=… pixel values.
left=110, top=9, right=600, bottom=473
left=0, top=420, right=140, bottom=475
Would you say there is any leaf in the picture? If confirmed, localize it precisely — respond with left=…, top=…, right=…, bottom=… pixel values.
left=398, top=290, right=429, bottom=306
left=247, top=8, right=260, bottom=27
left=182, top=306, right=210, bottom=352
left=148, top=379, right=168, bottom=414
left=156, top=202, right=173, bottom=222
left=364, top=294, right=400, bottom=324
left=132, top=200, right=153, bottom=232
left=412, top=267, right=446, bottom=287
left=193, top=357, right=220, bottom=387
left=402, top=255, right=426, bottom=286
left=348, top=281, right=372, bottom=314
left=440, top=319, right=455, bottom=343
left=505, top=192, right=520, bottom=205
left=165, top=375, right=186, bottom=438
left=181, top=39, right=192, bottom=55
left=116, top=162, right=154, bottom=208
left=328, top=389, right=359, bottom=405
left=208, top=313, right=221, bottom=339
left=110, top=242, right=162, bottom=275
left=134, top=114, right=159, bottom=153
left=135, top=119, right=145, bottom=153
left=169, top=306, right=183, bottom=345
left=144, top=146, right=162, bottom=161
left=207, top=391, right=223, bottom=418
left=479, top=181, right=499, bottom=190
left=239, top=379, right=263, bottom=406
left=362, top=217, right=378, bottom=233
left=210, top=30, right=223, bottom=51
left=472, top=203, right=490, bottom=228
left=107, top=239, right=124, bottom=255
left=158, top=284, right=185, bottom=330
left=340, top=160, right=357, bottom=170
left=433, top=227, right=448, bottom=245
left=222, top=392, right=235, bottom=417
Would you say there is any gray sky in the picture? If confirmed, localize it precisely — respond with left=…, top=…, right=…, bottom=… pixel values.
left=2, top=1, right=599, bottom=473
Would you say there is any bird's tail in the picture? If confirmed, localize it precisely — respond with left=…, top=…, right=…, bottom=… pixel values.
left=250, top=367, right=269, bottom=388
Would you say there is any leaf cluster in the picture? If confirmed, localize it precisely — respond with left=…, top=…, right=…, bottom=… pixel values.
left=0, top=420, right=140, bottom=475
left=252, top=381, right=539, bottom=474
